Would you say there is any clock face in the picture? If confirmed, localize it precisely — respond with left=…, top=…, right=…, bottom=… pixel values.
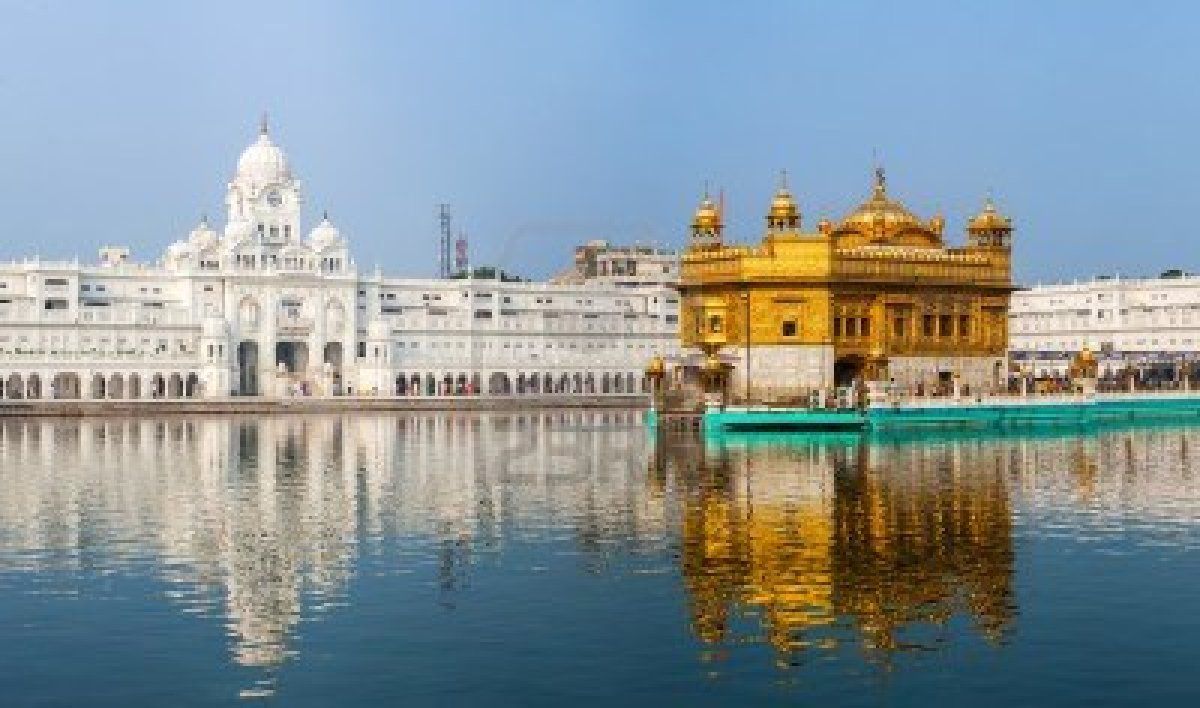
left=266, top=190, right=282, bottom=207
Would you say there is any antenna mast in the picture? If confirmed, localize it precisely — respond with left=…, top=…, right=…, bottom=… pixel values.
left=455, top=231, right=469, bottom=274
left=437, top=204, right=452, bottom=278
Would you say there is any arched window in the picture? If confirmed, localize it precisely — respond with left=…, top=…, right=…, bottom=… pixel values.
left=781, top=320, right=797, bottom=337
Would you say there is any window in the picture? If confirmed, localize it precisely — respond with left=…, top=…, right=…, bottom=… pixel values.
left=923, top=315, right=935, bottom=337
left=708, top=315, right=723, bottom=333
left=834, top=317, right=843, bottom=337
left=45, top=278, right=68, bottom=286
left=939, top=315, right=952, bottom=337
left=860, top=318, right=871, bottom=337
left=846, top=318, right=857, bottom=337
left=781, top=320, right=797, bottom=337
left=893, top=317, right=907, bottom=338
left=959, top=315, right=970, bottom=337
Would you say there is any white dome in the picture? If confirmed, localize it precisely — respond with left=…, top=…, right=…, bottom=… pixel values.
left=309, top=212, right=342, bottom=249
left=235, top=124, right=290, bottom=186
left=188, top=216, right=219, bottom=249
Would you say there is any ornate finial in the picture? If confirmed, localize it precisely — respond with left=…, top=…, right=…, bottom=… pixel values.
left=779, top=168, right=789, bottom=190
left=702, top=179, right=711, bottom=200
left=322, top=209, right=329, bottom=222
left=259, top=112, right=269, bottom=136
left=874, top=165, right=886, bottom=192
left=200, top=213, right=208, bottom=227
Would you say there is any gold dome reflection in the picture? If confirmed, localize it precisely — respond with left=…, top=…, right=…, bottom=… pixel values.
left=669, top=434, right=1017, bottom=665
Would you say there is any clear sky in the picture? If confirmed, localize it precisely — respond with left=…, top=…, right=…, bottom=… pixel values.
left=0, top=0, right=1196, bottom=284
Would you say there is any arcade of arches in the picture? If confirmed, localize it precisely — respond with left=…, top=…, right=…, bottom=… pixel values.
left=0, top=371, right=203, bottom=400
left=394, top=371, right=652, bottom=396
left=0, top=368, right=651, bottom=399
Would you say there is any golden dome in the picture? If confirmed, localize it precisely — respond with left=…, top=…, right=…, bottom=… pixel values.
left=838, top=167, right=922, bottom=232
left=703, top=352, right=725, bottom=373
left=768, top=187, right=798, bottom=218
left=692, top=196, right=721, bottom=230
left=967, top=198, right=1012, bottom=232
left=646, top=355, right=666, bottom=376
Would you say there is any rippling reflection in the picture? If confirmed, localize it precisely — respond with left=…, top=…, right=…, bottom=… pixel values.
left=3, top=415, right=1200, bottom=702
left=0, top=411, right=661, bottom=693
left=658, top=435, right=1015, bottom=665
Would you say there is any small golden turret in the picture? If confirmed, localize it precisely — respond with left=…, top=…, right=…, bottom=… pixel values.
left=929, top=212, right=945, bottom=236
left=766, top=169, right=801, bottom=230
left=692, top=197, right=721, bottom=230
left=967, top=197, right=1013, bottom=249
left=690, top=188, right=724, bottom=250
left=646, top=354, right=666, bottom=378
left=967, top=198, right=1013, bottom=233
left=1069, top=346, right=1099, bottom=380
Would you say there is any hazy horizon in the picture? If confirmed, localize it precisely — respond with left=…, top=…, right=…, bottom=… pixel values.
left=1, top=0, right=1197, bottom=284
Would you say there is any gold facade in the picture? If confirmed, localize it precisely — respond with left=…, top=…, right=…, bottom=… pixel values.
left=677, top=170, right=1014, bottom=393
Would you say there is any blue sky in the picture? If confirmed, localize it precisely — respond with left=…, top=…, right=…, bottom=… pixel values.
left=0, top=0, right=1196, bottom=283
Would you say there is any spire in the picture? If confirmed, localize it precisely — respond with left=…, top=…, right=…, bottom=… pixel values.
left=873, top=165, right=886, bottom=197
left=200, top=213, right=209, bottom=227
left=779, top=168, right=789, bottom=191
left=322, top=209, right=330, bottom=222
left=259, top=112, right=269, bottom=136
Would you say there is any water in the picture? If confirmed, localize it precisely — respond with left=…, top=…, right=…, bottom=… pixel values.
left=1, top=412, right=1199, bottom=706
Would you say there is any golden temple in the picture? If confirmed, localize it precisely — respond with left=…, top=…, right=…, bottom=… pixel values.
left=676, top=168, right=1014, bottom=399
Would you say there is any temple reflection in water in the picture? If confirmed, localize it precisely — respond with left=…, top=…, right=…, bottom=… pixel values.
left=659, top=435, right=1015, bottom=664
left=3, top=413, right=1200, bottom=687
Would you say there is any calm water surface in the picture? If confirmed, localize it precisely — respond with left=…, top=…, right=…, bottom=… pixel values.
left=1, top=412, right=1199, bottom=706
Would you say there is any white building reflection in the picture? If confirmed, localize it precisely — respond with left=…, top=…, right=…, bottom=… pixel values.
left=0, top=410, right=662, bottom=672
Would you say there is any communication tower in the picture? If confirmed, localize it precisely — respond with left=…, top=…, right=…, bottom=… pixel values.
left=437, top=204, right=453, bottom=278
left=455, top=232, right=469, bottom=274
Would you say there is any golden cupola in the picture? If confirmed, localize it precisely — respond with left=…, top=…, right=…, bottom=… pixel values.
left=834, top=168, right=942, bottom=248
left=766, top=170, right=801, bottom=231
left=966, top=197, right=1013, bottom=249
left=689, top=191, right=724, bottom=250
left=693, top=196, right=721, bottom=229
left=967, top=198, right=1012, bottom=233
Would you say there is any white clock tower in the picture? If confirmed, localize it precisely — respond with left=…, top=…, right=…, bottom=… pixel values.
left=225, top=116, right=302, bottom=249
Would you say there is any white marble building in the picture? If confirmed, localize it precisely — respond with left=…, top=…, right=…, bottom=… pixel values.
left=1009, top=272, right=1200, bottom=377
left=552, top=239, right=678, bottom=288
left=0, top=122, right=681, bottom=400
